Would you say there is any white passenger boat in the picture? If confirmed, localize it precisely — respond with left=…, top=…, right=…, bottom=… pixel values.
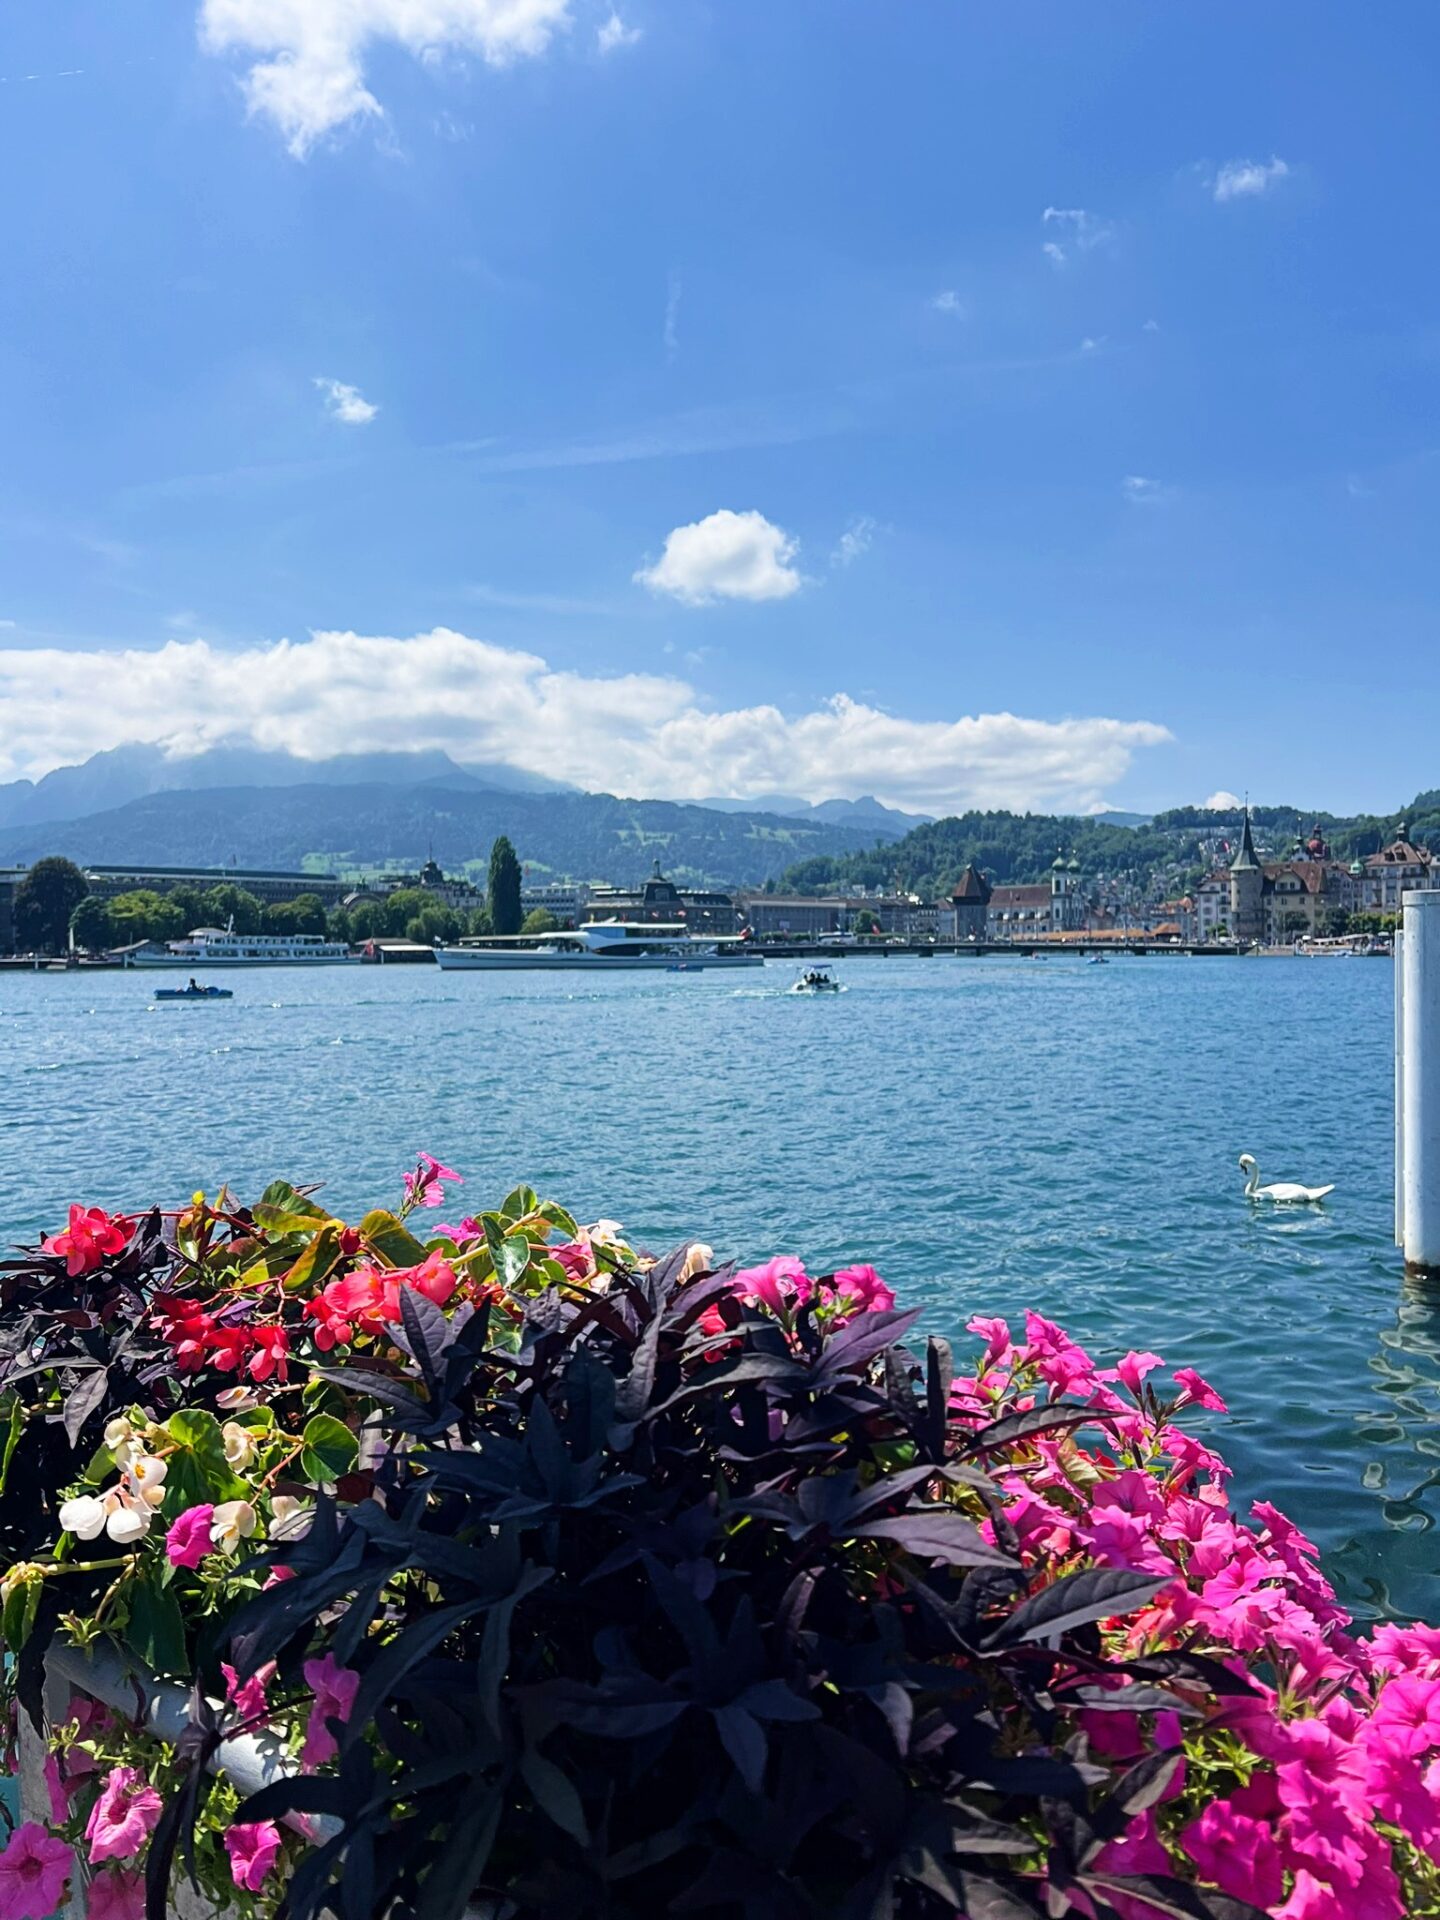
left=434, top=921, right=764, bottom=972
left=125, top=928, right=359, bottom=968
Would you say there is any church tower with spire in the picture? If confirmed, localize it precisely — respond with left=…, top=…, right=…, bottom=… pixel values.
left=1228, top=810, right=1264, bottom=943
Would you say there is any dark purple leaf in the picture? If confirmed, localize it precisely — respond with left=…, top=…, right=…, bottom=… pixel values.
left=987, top=1568, right=1172, bottom=1647
left=860, top=1510, right=1017, bottom=1568
left=61, top=1365, right=108, bottom=1445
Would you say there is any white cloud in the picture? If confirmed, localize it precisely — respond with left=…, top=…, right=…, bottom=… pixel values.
left=635, top=509, right=802, bottom=605
left=198, top=0, right=572, bottom=156
left=1142, top=318, right=1160, bottom=333
left=0, top=630, right=1171, bottom=816
left=1122, top=474, right=1161, bottom=503
left=831, top=516, right=876, bottom=568
left=1201, top=791, right=1243, bottom=811
left=0, top=619, right=15, bottom=629
left=315, top=377, right=379, bottom=425
left=1080, top=336, right=1104, bottom=353
left=1041, top=206, right=1114, bottom=266
left=1213, top=156, right=1290, bottom=202
left=929, top=289, right=965, bottom=317
left=597, top=10, right=641, bottom=53
left=0, top=629, right=1175, bottom=810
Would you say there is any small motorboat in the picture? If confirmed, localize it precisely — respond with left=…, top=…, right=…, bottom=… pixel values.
left=1088, top=955, right=1109, bottom=966
left=791, top=967, right=842, bottom=994
left=154, top=983, right=233, bottom=1002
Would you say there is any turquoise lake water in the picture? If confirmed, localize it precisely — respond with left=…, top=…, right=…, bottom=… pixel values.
left=3, top=954, right=1436, bottom=1622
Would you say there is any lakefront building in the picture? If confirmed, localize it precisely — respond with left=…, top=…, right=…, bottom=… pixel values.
left=584, top=864, right=739, bottom=936
left=82, top=864, right=350, bottom=909
left=985, top=858, right=1087, bottom=941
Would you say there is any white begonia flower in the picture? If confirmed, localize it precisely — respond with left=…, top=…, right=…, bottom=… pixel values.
left=211, top=1499, right=258, bottom=1554
left=679, top=1243, right=715, bottom=1282
left=215, top=1386, right=259, bottom=1412
left=222, top=1422, right=258, bottom=1472
left=585, top=1219, right=626, bottom=1251
left=104, top=1495, right=150, bottom=1545
left=125, top=1454, right=169, bottom=1508
left=269, top=1494, right=313, bottom=1542
left=59, top=1494, right=108, bottom=1541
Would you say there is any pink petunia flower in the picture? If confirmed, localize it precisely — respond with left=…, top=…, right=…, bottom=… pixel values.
left=85, top=1766, right=164, bottom=1864
left=0, top=1823, right=74, bottom=1920
left=1173, top=1366, right=1227, bottom=1413
left=301, top=1653, right=361, bottom=1768
left=1181, top=1797, right=1285, bottom=1908
left=224, top=1821, right=283, bottom=1892
left=829, top=1264, right=896, bottom=1315
left=1114, top=1349, right=1163, bottom=1398
left=404, top=1153, right=462, bottom=1209
left=732, top=1256, right=811, bottom=1316
left=165, top=1503, right=216, bottom=1569
left=85, top=1868, right=145, bottom=1920
left=223, top=1660, right=276, bottom=1726
left=967, top=1315, right=1012, bottom=1367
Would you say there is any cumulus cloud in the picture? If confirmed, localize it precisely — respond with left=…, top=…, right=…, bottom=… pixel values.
left=635, top=509, right=802, bottom=605
left=1201, top=790, right=1243, bottom=811
left=597, top=10, right=641, bottom=53
left=1041, top=206, right=1114, bottom=266
left=0, top=629, right=1171, bottom=816
left=1121, top=474, right=1161, bottom=503
left=315, top=377, right=379, bottom=425
left=198, top=0, right=572, bottom=156
left=1212, top=156, right=1290, bottom=202
left=929, top=289, right=965, bottom=316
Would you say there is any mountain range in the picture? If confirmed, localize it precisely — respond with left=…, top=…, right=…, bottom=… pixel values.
left=0, top=747, right=932, bottom=887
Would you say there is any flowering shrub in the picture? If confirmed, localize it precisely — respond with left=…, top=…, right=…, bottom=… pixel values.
left=1, top=1167, right=1439, bottom=1920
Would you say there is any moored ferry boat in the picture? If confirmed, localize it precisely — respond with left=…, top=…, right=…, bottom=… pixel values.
left=124, top=927, right=359, bottom=968
left=434, top=921, right=764, bottom=971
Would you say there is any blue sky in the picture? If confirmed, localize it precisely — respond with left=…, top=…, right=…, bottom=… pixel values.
left=1, top=2, right=1436, bottom=817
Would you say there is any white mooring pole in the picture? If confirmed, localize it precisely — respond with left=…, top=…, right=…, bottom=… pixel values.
left=1398, top=888, right=1440, bottom=1277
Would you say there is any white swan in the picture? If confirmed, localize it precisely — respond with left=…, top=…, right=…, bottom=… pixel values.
left=1238, top=1153, right=1335, bottom=1205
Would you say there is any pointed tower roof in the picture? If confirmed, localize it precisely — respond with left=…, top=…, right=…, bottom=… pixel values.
left=952, top=862, right=992, bottom=904
left=1230, top=810, right=1260, bottom=873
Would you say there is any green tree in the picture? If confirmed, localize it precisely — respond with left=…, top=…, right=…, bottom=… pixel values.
left=405, top=905, right=462, bottom=945
left=69, top=896, right=114, bottom=953
left=468, top=904, right=494, bottom=938
left=108, top=890, right=186, bottom=943
left=13, top=858, right=89, bottom=954
left=488, top=836, right=523, bottom=936
left=853, top=908, right=881, bottom=936
left=201, top=885, right=263, bottom=935
left=264, top=893, right=327, bottom=937
left=167, top=886, right=208, bottom=932
left=521, top=907, right=558, bottom=935
left=344, top=900, right=389, bottom=942
left=382, top=889, right=432, bottom=939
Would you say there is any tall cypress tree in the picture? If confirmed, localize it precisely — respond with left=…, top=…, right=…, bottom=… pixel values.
left=488, top=835, right=523, bottom=936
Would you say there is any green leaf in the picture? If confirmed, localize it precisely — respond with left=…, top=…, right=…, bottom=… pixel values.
left=1, top=1567, right=41, bottom=1649
left=129, top=1571, right=188, bottom=1677
left=300, top=1413, right=359, bottom=1484
left=163, top=1408, right=246, bottom=1510
left=493, top=1236, right=532, bottom=1290
left=0, top=1394, right=27, bottom=1496
left=536, top=1200, right=579, bottom=1238
left=281, top=1222, right=342, bottom=1294
left=500, top=1184, right=539, bottom=1222
left=359, top=1208, right=430, bottom=1269
left=254, top=1180, right=331, bottom=1232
